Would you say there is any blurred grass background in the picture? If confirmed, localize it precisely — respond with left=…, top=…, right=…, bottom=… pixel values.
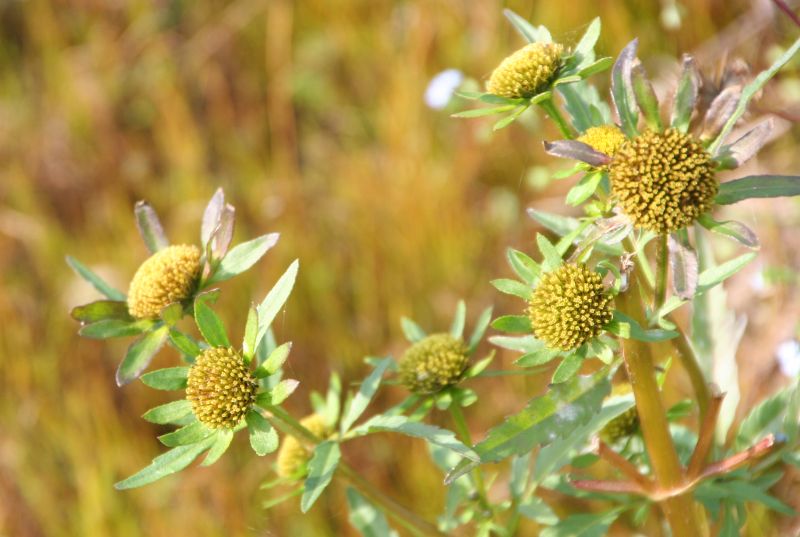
left=2, top=0, right=800, bottom=535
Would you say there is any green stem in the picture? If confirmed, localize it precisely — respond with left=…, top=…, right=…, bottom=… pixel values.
left=617, top=273, right=708, bottom=537
left=449, top=404, right=491, bottom=515
left=654, top=234, right=669, bottom=313
left=538, top=98, right=574, bottom=139
left=266, top=405, right=446, bottom=537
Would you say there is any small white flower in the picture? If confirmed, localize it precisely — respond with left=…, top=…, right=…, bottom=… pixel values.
left=424, top=69, right=464, bottom=109
left=776, top=339, right=800, bottom=377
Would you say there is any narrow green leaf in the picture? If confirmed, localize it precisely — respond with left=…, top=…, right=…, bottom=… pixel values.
left=451, top=104, right=517, bottom=118
left=246, top=409, right=279, bottom=456
left=507, top=248, right=541, bottom=285
left=490, top=334, right=543, bottom=354
left=734, top=388, right=790, bottom=450
left=324, top=372, right=343, bottom=427
left=540, top=509, right=622, bottom=537
left=301, top=441, right=342, bottom=512
left=491, top=278, right=531, bottom=300
left=709, top=35, right=800, bottom=154
left=159, top=303, right=183, bottom=326
left=350, top=415, right=478, bottom=461
left=116, top=326, right=169, bottom=386
left=140, top=366, right=191, bottom=390
left=242, top=305, right=259, bottom=362
left=468, top=306, right=493, bottom=353
left=611, top=39, right=639, bottom=137
left=159, top=421, right=213, bottom=447
left=201, top=429, right=234, bottom=467
left=716, top=175, right=800, bottom=205
left=697, top=253, right=757, bottom=293
left=66, top=257, right=126, bottom=301
left=576, top=56, right=613, bottom=78
left=341, top=358, right=392, bottom=433
left=491, top=315, right=532, bottom=334
left=400, top=317, right=426, bottom=343
left=258, top=341, right=292, bottom=376
left=194, top=294, right=230, bottom=347
left=134, top=201, right=169, bottom=253
left=255, top=260, right=299, bottom=350
left=551, top=353, right=583, bottom=384
left=206, top=233, right=279, bottom=285
left=536, top=234, right=562, bottom=271
left=168, top=329, right=201, bottom=358
left=493, top=104, right=529, bottom=130
left=71, top=300, right=132, bottom=323
left=671, top=55, right=698, bottom=133
left=79, top=319, right=154, bottom=339
left=503, top=9, right=551, bottom=43
left=142, top=400, right=193, bottom=425
left=566, top=172, right=603, bottom=206
left=573, top=18, right=600, bottom=62
left=698, top=214, right=759, bottom=249
left=515, top=347, right=560, bottom=367
left=632, top=63, right=662, bottom=131
left=268, top=379, right=300, bottom=405
left=114, top=437, right=215, bottom=490
left=612, top=311, right=677, bottom=342
left=450, top=300, right=466, bottom=339
left=346, top=488, right=397, bottom=537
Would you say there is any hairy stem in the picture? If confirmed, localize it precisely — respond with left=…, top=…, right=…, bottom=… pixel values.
left=266, top=405, right=446, bottom=537
left=538, top=98, right=574, bottom=139
left=449, top=404, right=491, bottom=515
left=617, top=273, right=708, bottom=537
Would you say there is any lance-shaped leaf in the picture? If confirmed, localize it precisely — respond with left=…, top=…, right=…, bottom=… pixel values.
left=140, top=366, right=190, bottom=390
left=698, top=214, right=759, bottom=249
left=716, top=175, right=800, bottom=205
left=468, top=306, right=493, bottom=354
left=159, top=421, right=214, bottom=447
left=400, top=317, right=426, bottom=343
left=246, top=409, right=279, bottom=456
left=544, top=140, right=611, bottom=167
left=350, top=415, right=478, bottom=461
left=445, top=371, right=610, bottom=484
left=255, top=260, right=299, bottom=350
left=503, top=9, right=552, bottom=43
left=340, top=358, right=392, bottom=434
left=194, top=293, right=229, bottom=347
left=114, top=436, right=215, bottom=490
left=201, top=188, right=225, bottom=246
left=566, top=171, right=604, bottom=206
left=79, top=319, right=154, bottom=339
left=116, top=326, right=169, bottom=386
left=715, top=119, right=774, bottom=169
left=671, top=55, right=699, bottom=133
left=450, top=300, right=466, bottom=339
left=66, top=256, right=126, bottom=301
left=631, top=63, right=662, bottom=131
left=301, top=440, right=341, bottom=512
left=451, top=104, right=518, bottom=118
left=202, top=429, right=234, bottom=467
left=709, top=35, right=800, bottom=154
left=206, top=233, right=279, bottom=286
left=611, top=39, right=639, bottom=137
left=143, top=400, right=194, bottom=425
left=134, top=201, right=169, bottom=253
left=572, top=17, right=600, bottom=67
left=71, top=300, right=132, bottom=323
left=700, top=86, right=742, bottom=141
left=493, top=104, right=530, bottom=131
left=668, top=233, right=698, bottom=299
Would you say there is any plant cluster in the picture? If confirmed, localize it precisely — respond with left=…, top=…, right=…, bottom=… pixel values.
left=69, top=10, right=800, bottom=536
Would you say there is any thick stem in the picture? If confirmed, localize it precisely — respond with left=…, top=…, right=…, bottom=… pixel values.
left=449, top=404, right=491, bottom=514
left=538, top=98, right=574, bottom=139
left=617, top=273, right=708, bottom=537
left=266, top=405, right=445, bottom=537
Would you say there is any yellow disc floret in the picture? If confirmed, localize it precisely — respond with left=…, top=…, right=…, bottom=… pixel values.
left=486, top=42, right=564, bottom=99
left=528, top=264, right=613, bottom=351
left=578, top=125, right=628, bottom=157
left=399, top=333, right=470, bottom=394
left=609, top=128, right=717, bottom=234
left=127, top=244, right=201, bottom=319
left=186, top=347, right=257, bottom=429
left=600, top=383, right=639, bottom=442
left=276, top=414, right=332, bottom=479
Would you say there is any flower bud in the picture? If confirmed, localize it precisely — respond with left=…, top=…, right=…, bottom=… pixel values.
left=127, top=244, right=201, bottom=319
left=487, top=42, right=564, bottom=99
left=399, top=333, right=470, bottom=394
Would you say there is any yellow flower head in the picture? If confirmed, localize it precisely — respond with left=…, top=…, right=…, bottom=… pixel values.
left=127, top=244, right=201, bottom=319
left=610, top=128, right=717, bottom=234
left=578, top=125, right=627, bottom=157
left=487, top=42, right=564, bottom=99
left=186, top=347, right=258, bottom=429
left=399, top=333, right=470, bottom=394
left=600, top=383, right=639, bottom=442
left=528, top=264, right=613, bottom=351
left=276, top=414, right=332, bottom=479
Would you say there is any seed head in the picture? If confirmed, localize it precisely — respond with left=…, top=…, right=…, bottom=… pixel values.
left=600, top=383, right=639, bottom=442
left=186, top=347, right=257, bottom=429
left=486, top=43, right=564, bottom=99
left=399, top=333, right=470, bottom=394
left=127, top=244, right=201, bottom=319
left=609, top=128, right=717, bottom=234
left=276, top=414, right=332, bottom=479
left=528, top=264, right=612, bottom=351
left=577, top=125, right=627, bottom=157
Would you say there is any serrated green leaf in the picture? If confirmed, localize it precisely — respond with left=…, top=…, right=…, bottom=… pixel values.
left=116, top=326, right=169, bottom=386
left=301, top=440, right=341, bottom=512
left=70, top=300, right=131, bottom=323
left=350, top=415, right=478, bottom=461
left=346, top=487, right=397, bottom=537
left=255, top=260, right=299, bottom=350
left=159, top=421, right=213, bottom=447
left=400, top=317, right=426, bottom=343
left=205, top=233, right=279, bottom=285
left=114, top=437, right=215, bottom=490
left=716, top=175, right=800, bottom=205
left=140, top=366, right=191, bottom=390
left=134, top=201, right=169, bottom=253
left=491, top=315, right=532, bottom=334
left=201, top=428, right=234, bottom=467
left=66, top=257, right=126, bottom=301
left=246, top=409, right=278, bottom=456
left=193, top=294, right=229, bottom=347
left=142, top=399, right=193, bottom=425
left=340, top=358, right=391, bottom=433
